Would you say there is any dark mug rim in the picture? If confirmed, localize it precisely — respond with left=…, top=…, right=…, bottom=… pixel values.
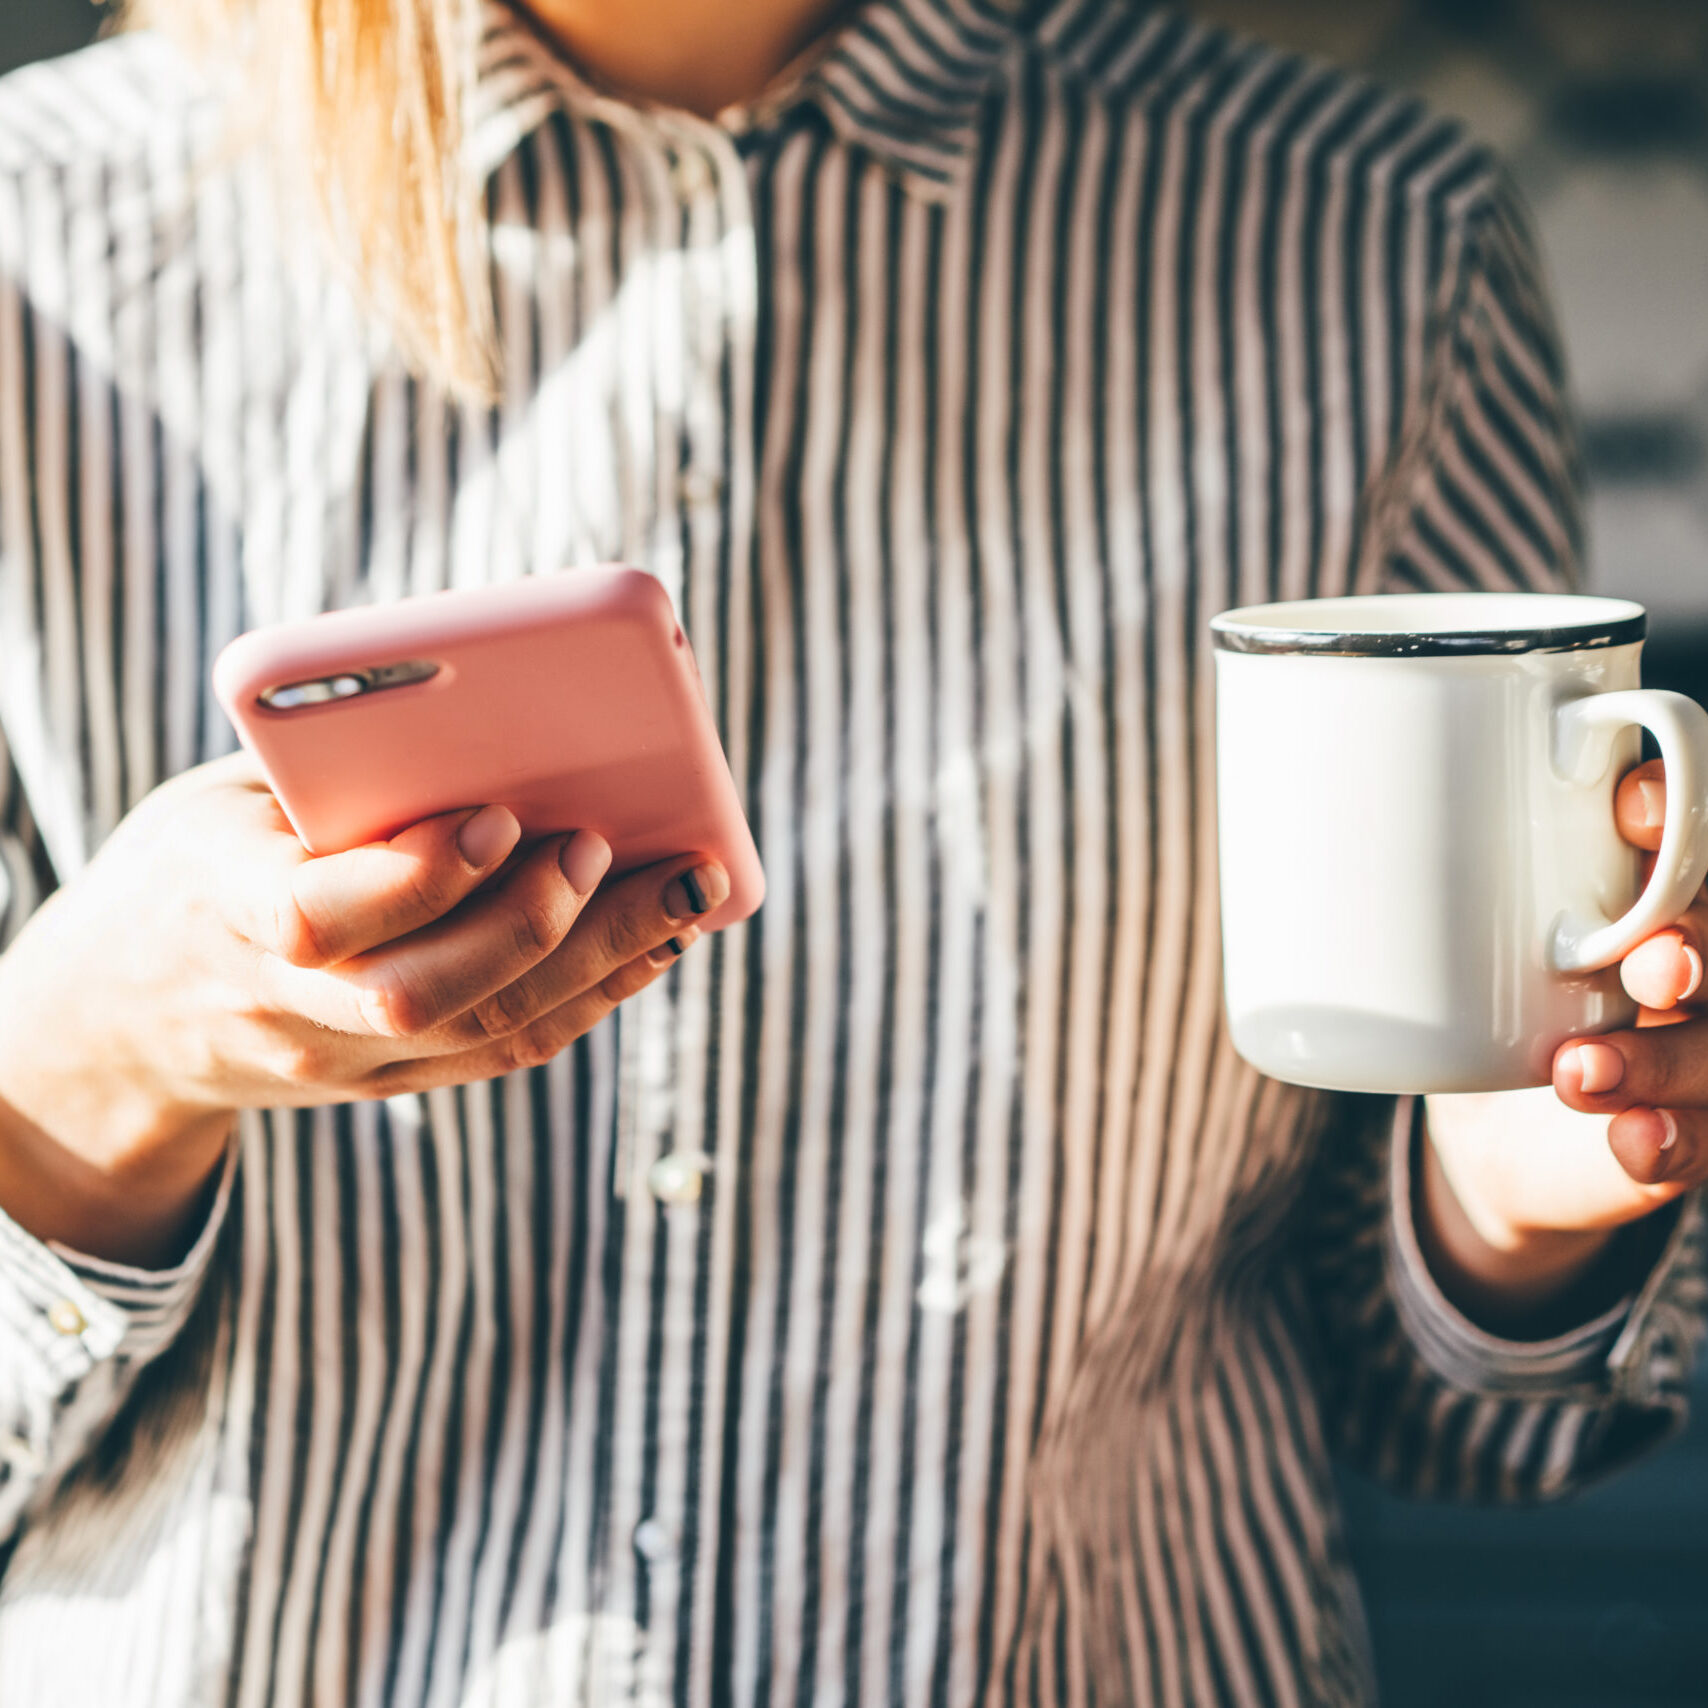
left=1211, top=593, right=1646, bottom=658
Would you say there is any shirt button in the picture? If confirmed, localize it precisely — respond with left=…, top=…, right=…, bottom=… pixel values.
left=677, top=467, right=723, bottom=508
left=647, top=1153, right=706, bottom=1205
left=633, top=1517, right=674, bottom=1561
left=0, top=1435, right=45, bottom=1475
left=47, top=1299, right=86, bottom=1337
left=670, top=149, right=714, bottom=201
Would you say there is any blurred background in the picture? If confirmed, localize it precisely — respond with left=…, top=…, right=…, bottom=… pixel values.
left=4, top=0, right=1707, bottom=1703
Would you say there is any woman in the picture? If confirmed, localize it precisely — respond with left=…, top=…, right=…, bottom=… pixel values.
left=0, top=0, right=1703, bottom=1701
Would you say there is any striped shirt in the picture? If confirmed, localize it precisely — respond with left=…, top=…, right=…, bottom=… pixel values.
left=0, top=2, right=1702, bottom=1703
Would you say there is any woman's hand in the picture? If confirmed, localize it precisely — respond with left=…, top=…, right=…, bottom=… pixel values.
left=0, top=752, right=727, bottom=1266
left=1422, top=757, right=1708, bottom=1334
left=1550, top=757, right=1708, bottom=1182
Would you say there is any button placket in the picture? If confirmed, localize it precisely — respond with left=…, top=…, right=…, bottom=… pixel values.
left=670, top=125, right=734, bottom=535
left=626, top=111, right=754, bottom=1677
left=671, top=126, right=743, bottom=705
left=612, top=980, right=675, bottom=1200
left=617, top=120, right=741, bottom=1214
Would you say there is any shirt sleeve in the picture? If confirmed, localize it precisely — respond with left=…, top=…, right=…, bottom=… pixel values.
left=0, top=1139, right=237, bottom=1543
left=1366, top=162, right=1584, bottom=599
left=0, top=247, right=237, bottom=1539
left=1299, top=162, right=1708, bottom=1501
left=0, top=727, right=239, bottom=1542
left=1301, top=1095, right=1706, bottom=1500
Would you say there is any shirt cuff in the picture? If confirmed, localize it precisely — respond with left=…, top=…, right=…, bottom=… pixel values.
left=0, top=1135, right=238, bottom=1384
left=1386, top=1094, right=1703, bottom=1403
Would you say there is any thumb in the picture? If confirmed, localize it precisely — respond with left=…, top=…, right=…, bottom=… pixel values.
left=232, top=800, right=522, bottom=968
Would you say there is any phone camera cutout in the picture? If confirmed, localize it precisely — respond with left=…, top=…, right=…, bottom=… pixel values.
left=258, top=658, right=441, bottom=711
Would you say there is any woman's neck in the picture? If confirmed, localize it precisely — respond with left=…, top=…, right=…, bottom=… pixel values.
left=518, top=0, right=855, bottom=118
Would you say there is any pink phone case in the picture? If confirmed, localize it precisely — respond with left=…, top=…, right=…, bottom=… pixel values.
left=212, top=566, right=764, bottom=932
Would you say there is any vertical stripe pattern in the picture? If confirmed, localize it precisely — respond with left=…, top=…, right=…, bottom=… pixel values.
left=0, top=4, right=1700, bottom=1705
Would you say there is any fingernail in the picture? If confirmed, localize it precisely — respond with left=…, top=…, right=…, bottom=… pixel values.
left=647, top=927, right=699, bottom=968
left=663, top=863, right=729, bottom=923
left=1658, top=1108, right=1679, bottom=1151
left=1572, top=1041, right=1626, bottom=1096
left=560, top=830, right=612, bottom=896
left=1639, top=778, right=1666, bottom=831
left=1683, top=944, right=1704, bottom=1001
left=459, top=805, right=518, bottom=867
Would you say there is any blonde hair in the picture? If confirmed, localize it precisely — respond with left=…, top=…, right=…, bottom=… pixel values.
left=124, top=0, right=495, bottom=397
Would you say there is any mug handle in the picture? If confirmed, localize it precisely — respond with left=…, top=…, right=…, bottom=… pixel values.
left=1550, top=689, right=1708, bottom=974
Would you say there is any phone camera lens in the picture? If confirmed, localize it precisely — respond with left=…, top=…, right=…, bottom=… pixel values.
left=259, top=673, right=368, bottom=710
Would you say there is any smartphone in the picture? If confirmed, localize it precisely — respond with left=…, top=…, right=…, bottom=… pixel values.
left=212, top=566, right=764, bottom=932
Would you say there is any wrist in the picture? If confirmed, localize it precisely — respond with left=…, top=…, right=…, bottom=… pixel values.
left=0, top=956, right=237, bottom=1263
left=1417, top=1124, right=1630, bottom=1338
left=0, top=1073, right=235, bottom=1269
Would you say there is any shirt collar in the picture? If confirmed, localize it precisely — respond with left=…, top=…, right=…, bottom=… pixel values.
left=468, top=0, right=1025, bottom=202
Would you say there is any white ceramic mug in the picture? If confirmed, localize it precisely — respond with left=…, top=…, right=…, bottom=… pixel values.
left=1212, top=592, right=1708, bottom=1094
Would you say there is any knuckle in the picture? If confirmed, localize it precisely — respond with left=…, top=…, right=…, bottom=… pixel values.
left=466, top=978, right=538, bottom=1045
left=357, top=1056, right=427, bottom=1102
left=497, top=1022, right=562, bottom=1076
left=358, top=964, right=439, bottom=1039
left=1637, top=1037, right=1683, bottom=1106
left=267, top=1032, right=336, bottom=1086
left=590, top=900, right=646, bottom=971
left=273, top=892, right=332, bottom=968
left=601, top=956, right=655, bottom=1006
left=509, top=890, right=570, bottom=962
left=400, top=855, right=461, bottom=923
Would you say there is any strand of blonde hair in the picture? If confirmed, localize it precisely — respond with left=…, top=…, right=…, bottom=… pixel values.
left=122, top=0, right=496, bottom=399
